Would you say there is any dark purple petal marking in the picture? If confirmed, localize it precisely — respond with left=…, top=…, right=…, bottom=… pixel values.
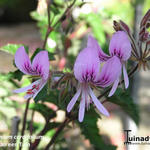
left=81, top=65, right=97, bottom=82
left=111, top=48, right=124, bottom=60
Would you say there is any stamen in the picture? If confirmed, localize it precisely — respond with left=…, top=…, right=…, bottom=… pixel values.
left=26, top=83, right=40, bottom=95
left=27, top=91, right=34, bottom=95
left=35, top=85, right=40, bottom=90
left=32, top=85, right=36, bottom=89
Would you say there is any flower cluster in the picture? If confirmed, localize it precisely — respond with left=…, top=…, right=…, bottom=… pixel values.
left=67, top=31, right=131, bottom=122
left=14, top=31, right=131, bottom=122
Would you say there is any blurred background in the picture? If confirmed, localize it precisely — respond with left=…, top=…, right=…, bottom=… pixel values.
left=0, top=0, right=150, bottom=150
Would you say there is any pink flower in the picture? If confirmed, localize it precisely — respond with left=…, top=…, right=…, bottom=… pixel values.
left=89, top=31, right=131, bottom=96
left=13, top=46, right=50, bottom=99
left=67, top=36, right=121, bottom=122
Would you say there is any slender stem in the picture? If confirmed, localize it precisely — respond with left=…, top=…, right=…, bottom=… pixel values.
left=128, top=33, right=139, bottom=58
left=102, top=99, right=107, bottom=104
left=47, top=0, right=51, bottom=28
left=44, top=118, right=69, bottom=150
left=42, top=0, right=76, bottom=49
left=29, top=110, right=35, bottom=145
left=98, top=64, right=138, bottom=99
left=139, top=40, right=143, bottom=58
left=143, top=42, right=148, bottom=57
left=29, top=112, right=56, bottom=150
left=19, top=98, right=30, bottom=150
left=53, top=0, right=76, bottom=28
left=42, top=2, right=51, bottom=49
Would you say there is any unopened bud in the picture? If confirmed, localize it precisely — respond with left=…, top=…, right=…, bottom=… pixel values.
left=119, top=20, right=130, bottom=34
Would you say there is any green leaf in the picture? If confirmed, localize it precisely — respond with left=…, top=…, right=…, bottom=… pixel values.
left=29, top=103, right=56, bottom=121
left=31, top=48, right=55, bottom=62
left=34, top=85, right=60, bottom=106
left=78, top=109, right=117, bottom=150
left=34, top=83, right=49, bottom=102
left=27, top=121, right=44, bottom=134
left=81, top=13, right=106, bottom=45
left=107, top=88, right=140, bottom=126
left=0, top=44, right=24, bottom=55
left=9, top=69, right=24, bottom=81
left=50, top=5, right=60, bottom=15
left=34, top=84, right=69, bottom=111
left=30, top=11, right=47, bottom=23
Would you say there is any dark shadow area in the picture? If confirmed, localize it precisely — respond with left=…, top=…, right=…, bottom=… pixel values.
left=0, top=0, right=37, bottom=23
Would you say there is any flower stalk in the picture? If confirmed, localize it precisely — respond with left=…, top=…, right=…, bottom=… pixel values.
left=19, top=98, right=30, bottom=150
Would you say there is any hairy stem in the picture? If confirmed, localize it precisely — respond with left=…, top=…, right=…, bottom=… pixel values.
left=44, top=118, right=70, bottom=150
left=29, top=112, right=56, bottom=150
left=19, top=98, right=30, bottom=150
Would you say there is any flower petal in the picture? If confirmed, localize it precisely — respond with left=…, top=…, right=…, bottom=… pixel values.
left=109, top=31, right=131, bottom=61
left=123, top=63, right=129, bottom=89
left=32, top=51, right=50, bottom=80
left=108, top=77, right=120, bottom=97
left=98, top=48, right=111, bottom=62
left=96, top=56, right=122, bottom=87
left=13, top=79, right=41, bottom=93
left=15, top=46, right=32, bottom=75
left=67, top=86, right=81, bottom=112
left=32, top=80, right=47, bottom=99
left=87, top=35, right=110, bottom=61
left=74, top=47, right=100, bottom=82
left=78, top=91, right=86, bottom=122
left=25, top=79, right=47, bottom=100
left=88, top=87, right=109, bottom=116
left=13, top=79, right=47, bottom=100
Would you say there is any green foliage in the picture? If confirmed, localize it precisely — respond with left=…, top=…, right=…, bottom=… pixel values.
left=80, top=13, right=106, bottom=45
left=29, top=103, right=56, bottom=121
left=0, top=44, right=27, bottom=55
left=31, top=48, right=56, bottom=62
left=27, top=121, right=44, bottom=134
left=78, top=108, right=117, bottom=150
left=108, top=88, right=140, bottom=126
left=34, top=84, right=50, bottom=102
left=34, top=85, right=67, bottom=110
left=9, top=69, right=24, bottom=81
left=30, top=10, right=60, bottom=53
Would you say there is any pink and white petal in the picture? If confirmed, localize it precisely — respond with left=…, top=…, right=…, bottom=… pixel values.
left=87, top=35, right=110, bottom=61
left=108, top=77, right=120, bottom=97
left=32, top=51, right=50, bottom=80
left=123, top=63, right=129, bottom=89
left=98, top=48, right=111, bottom=62
left=13, top=79, right=41, bottom=93
left=32, top=79, right=48, bottom=99
left=67, top=87, right=81, bottom=112
left=88, top=87, right=109, bottom=116
left=15, top=46, right=32, bottom=75
left=96, top=56, right=121, bottom=87
left=109, top=31, right=131, bottom=60
left=87, top=35, right=100, bottom=52
left=74, top=47, right=100, bottom=82
left=78, top=91, right=86, bottom=122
